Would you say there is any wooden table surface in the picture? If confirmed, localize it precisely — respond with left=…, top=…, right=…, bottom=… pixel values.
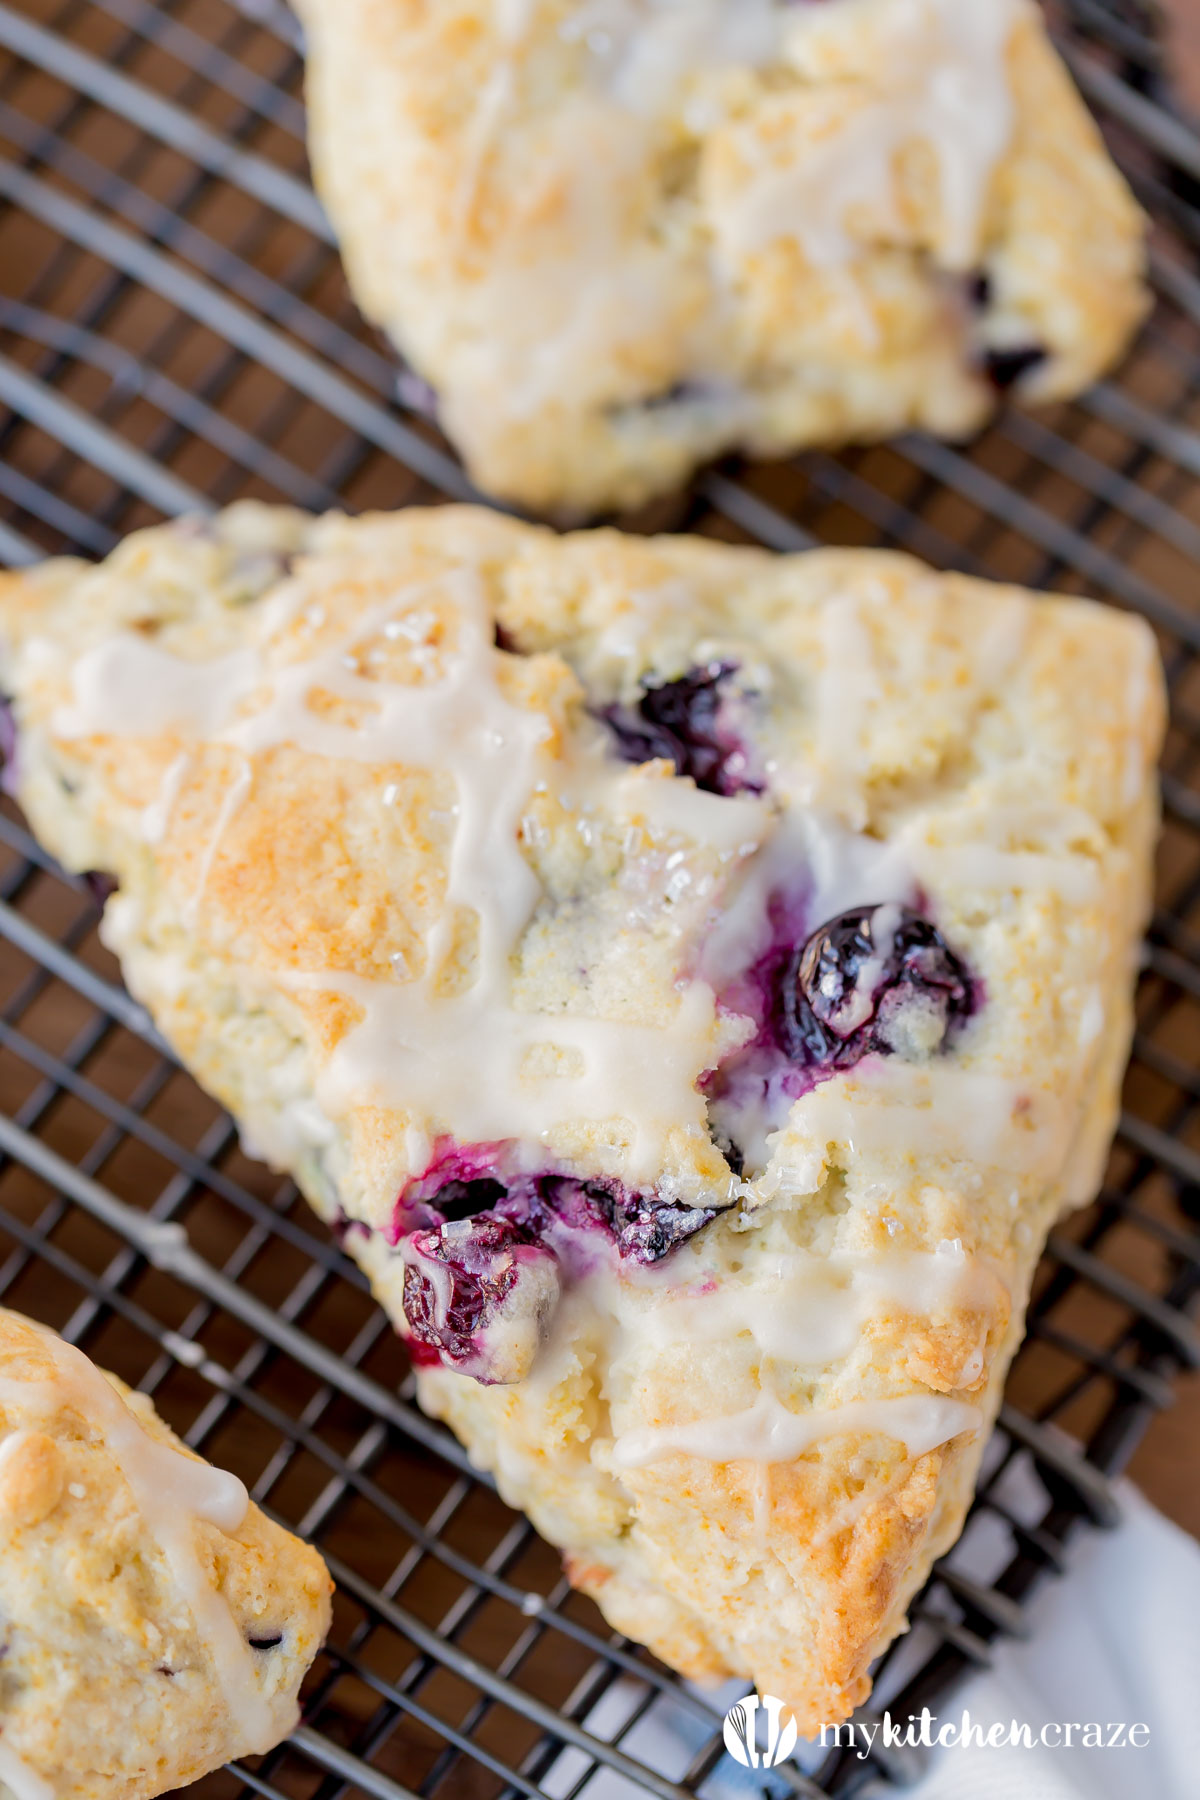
left=1168, top=0, right=1200, bottom=110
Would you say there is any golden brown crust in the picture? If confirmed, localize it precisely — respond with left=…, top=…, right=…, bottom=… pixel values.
left=0, top=1309, right=332, bottom=1797
left=0, top=503, right=1164, bottom=1730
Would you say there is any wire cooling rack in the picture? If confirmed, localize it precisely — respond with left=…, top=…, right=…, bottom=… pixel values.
left=0, top=1, right=1198, bottom=1795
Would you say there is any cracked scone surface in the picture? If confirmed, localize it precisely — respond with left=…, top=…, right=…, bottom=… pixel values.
left=0, top=503, right=1163, bottom=1730
left=0, top=1307, right=332, bottom=1798
left=295, top=0, right=1147, bottom=514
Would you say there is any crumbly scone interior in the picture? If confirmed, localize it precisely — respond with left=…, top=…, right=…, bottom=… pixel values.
left=0, top=1306, right=332, bottom=1799
left=295, top=0, right=1147, bottom=510
left=0, top=502, right=1163, bottom=1729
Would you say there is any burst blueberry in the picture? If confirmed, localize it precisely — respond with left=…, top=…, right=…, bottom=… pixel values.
left=396, top=1162, right=726, bottom=1382
left=779, top=904, right=971, bottom=1068
left=401, top=1215, right=560, bottom=1384
left=983, top=345, right=1047, bottom=392
left=602, top=664, right=760, bottom=797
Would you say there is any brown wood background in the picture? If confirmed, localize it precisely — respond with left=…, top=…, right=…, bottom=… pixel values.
left=1169, top=0, right=1200, bottom=110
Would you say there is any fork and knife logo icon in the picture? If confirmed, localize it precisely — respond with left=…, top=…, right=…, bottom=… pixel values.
left=722, top=1693, right=799, bottom=1769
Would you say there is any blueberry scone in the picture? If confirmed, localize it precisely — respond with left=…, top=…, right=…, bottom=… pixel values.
left=295, top=0, right=1148, bottom=515
left=0, top=1307, right=332, bottom=1799
left=0, top=505, right=1162, bottom=1728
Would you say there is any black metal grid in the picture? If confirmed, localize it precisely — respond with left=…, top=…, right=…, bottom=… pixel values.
left=0, top=1, right=1197, bottom=1795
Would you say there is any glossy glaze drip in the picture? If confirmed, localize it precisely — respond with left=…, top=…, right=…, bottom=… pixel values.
left=791, top=1059, right=1070, bottom=1177
left=613, top=1392, right=982, bottom=1468
left=0, top=1319, right=290, bottom=1752
left=641, top=1241, right=1003, bottom=1372
left=51, top=567, right=769, bottom=1179
left=562, top=0, right=781, bottom=113
left=0, top=1743, right=54, bottom=1800
left=730, top=0, right=1026, bottom=270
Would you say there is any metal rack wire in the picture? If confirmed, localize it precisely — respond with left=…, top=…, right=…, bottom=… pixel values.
left=0, top=1, right=1197, bottom=1794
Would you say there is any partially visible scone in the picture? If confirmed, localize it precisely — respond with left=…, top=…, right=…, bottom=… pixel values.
left=0, top=504, right=1163, bottom=1729
left=0, top=1308, right=332, bottom=1798
left=295, top=0, right=1147, bottom=513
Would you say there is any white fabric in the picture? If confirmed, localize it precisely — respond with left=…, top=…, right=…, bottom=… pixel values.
left=542, top=1481, right=1200, bottom=1800
left=905, top=1482, right=1200, bottom=1799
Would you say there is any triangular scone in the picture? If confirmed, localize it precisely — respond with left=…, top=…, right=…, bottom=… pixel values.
left=0, top=505, right=1162, bottom=1729
left=0, top=1308, right=331, bottom=1797
left=294, top=0, right=1146, bottom=513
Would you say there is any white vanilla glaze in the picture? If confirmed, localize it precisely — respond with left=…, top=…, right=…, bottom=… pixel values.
left=728, top=0, right=1026, bottom=270
left=908, top=844, right=1101, bottom=905
left=53, top=637, right=258, bottom=741
left=808, top=589, right=881, bottom=829
left=140, top=749, right=191, bottom=847
left=51, top=564, right=770, bottom=1178
left=0, top=1319, right=292, bottom=1752
left=0, top=1425, right=40, bottom=1478
left=523, top=1238, right=999, bottom=1481
left=561, top=0, right=781, bottom=115
left=185, top=754, right=253, bottom=926
left=614, top=766, right=769, bottom=859
left=791, top=1060, right=1070, bottom=1178
left=45, top=533, right=1097, bottom=1206
left=639, top=1241, right=1002, bottom=1371
left=278, top=964, right=720, bottom=1176
left=804, top=582, right=1033, bottom=830
left=441, top=0, right=1022, bottom=444
left=0, top=1743, right=53, bottom=1800
left=612, top=1392, right=982, bottom=1469
left=442, top=0, right=787, bottom=436
left=698, top=808, right=913, bottom=993
left=900, top=803, right=1105, bottom=905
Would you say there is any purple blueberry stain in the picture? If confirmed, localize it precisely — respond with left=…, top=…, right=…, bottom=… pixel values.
left=778, top=904, right=972, bottom=1067
left=396, top=368, right=441, bottom=422
left=602, top=663, right=762, bottom=798
left=393, top=1137, right=512, bottom=1237
left=387, top=891, right=973, bottom=1378
left=393, top=1151, right=728, bottom=1383
left=965, top=269, right=1048, bottom=392
left=534, top=1173, right=721, bottom=1264
left=83, top=870, right=118, bottom=908
left=401, top=1214, right=561, bottom=1384
left=609, top=375, right=746, bottom=425
left=706, top=900, right=974, bottom=1172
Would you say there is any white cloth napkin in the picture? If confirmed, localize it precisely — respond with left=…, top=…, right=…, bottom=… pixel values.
left=898, top=1482, right=1200, bottom=1800
left=542, top=1480, right=1200, bottom=1800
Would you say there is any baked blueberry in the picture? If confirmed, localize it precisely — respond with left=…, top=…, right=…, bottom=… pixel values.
left=779, top=904, right=972, bottom=1068
left=394, top=1157, right=728, bottom=1377
left=401, top=1215, right=561, bottom=1384
left=603, top=664, right=760, bottom=797
left=532, top=1174, right=723, bottom=1265
left=983, top=345, right=1048, bottom=392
